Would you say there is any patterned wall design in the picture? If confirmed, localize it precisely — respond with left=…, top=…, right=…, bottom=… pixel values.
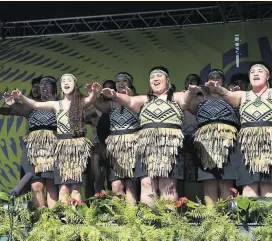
left=0, top=21, right=272, bottom=193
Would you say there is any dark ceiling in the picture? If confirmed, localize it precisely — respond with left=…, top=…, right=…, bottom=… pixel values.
left=0, top=1, right=219, bottom=22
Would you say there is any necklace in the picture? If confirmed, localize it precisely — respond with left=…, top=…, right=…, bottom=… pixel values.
left=253, top=87, right=268, bottom=105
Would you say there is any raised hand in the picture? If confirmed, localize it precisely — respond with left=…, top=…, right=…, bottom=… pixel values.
left=124, top=86, right=134, bottom=96
left=188, top=84, right=202, bottom=94
left=101, top=88, right=117, bottom=99
left=205, top=80, right=220, bottom=88
left=3, top=92, right=15, bottom=106
left=230, top=85, right=241, bottom=92
left=11, top=89, right=22, bottom=100
left=86, top=82, right=101, bottom=94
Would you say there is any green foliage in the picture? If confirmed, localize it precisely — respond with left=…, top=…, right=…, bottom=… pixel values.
left=0, top=191, right=271, bottom=241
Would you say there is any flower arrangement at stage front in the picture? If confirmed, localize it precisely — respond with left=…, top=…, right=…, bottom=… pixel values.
left=1, top=189, right=272, bottom=240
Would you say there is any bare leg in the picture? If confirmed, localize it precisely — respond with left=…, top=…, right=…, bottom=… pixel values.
left=203, top=180, right=219, bottom=205
left=218, top=180, right=234, bottom=199
left=159, top=178, right=178, bottom=202
left=140, top=177, right=158, bottom=205
left=242, top=182, right=259, bottom=197
left=31, top=179, right=46, bottom=207
left=71, top=184, right=82, bottom=201
left=45, top=179, right=58, bottom=209
left=125, top=179, right=138, bottom=204
left=59, top=184, right=70, bottom=203
left=111, top=180, right=125, bottom=197
left=260, top=183, right=272, bottom=197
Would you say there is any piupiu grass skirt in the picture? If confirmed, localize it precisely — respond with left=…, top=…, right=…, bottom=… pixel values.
left=105, top=129, right=137, bottom=179
left=20, top=145, right=54, bottom=180
left=194, top=123, right=238, bottom=170
left=24, top=129, right=57, bottom=173
left=135, top=125, right=184, bottom=178
left=54, top=134, right=92, bottom=184
left=239, top=123, right=272, bottom=174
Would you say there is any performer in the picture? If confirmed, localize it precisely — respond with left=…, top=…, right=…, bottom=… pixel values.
left=181, top=74, right=203, bottom=200
left=206, top=62, right=272, bottom=197
left=85, top=80, right=117, bottom=197
left=182, top=74, right=202, bottom=182
left=94, top=73, right=139, bottom=204
left=11, top=73, right=97, bottom=202
left=1, top=77, right=58, bottom=208
left=227, top=73, right=250, bottom=91
left=192, top=69, right=240, bottom=205
left=101, top=66, right=200, bottom=205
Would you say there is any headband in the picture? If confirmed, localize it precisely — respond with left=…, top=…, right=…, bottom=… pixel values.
left=250, top=64, right=270, bottom=75
left=60, top=73, right=78, bottom=82
left=208, top=70, right=225, bottom=79
left=150, top=69, right=169, bottom=78
left=115, top=73, right=133, bottom=84
left=41, top=77, right=57, bottom=86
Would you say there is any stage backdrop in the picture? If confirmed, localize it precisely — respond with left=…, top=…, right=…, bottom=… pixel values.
left=0, top=21, right=272, bottom=193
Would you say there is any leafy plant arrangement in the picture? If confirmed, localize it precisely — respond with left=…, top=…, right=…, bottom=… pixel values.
left=0, top=189, right=271, bottom=241
left=227, top=188, right=272, bottom=224
left=0, top=191, right=33, bottom=241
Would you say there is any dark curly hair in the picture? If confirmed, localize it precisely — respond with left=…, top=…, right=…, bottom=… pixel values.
left=61, top=74, right=85, bottom=135
left=147, top=66, right=174, bottom=102
left=69, top=86, right=85, bottom=135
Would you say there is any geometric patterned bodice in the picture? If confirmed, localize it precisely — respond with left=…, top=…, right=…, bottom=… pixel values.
left=56, top=100, right=72, bottom=134
left=109, top=104, right=140, bottom=131
left=28, top=109, right=57, bottom=131
left=182, top=110, right=197, bottom=137
left=140, top=96, right=184, bottom=126
left=240, top=91, right=272, bottom=124
left=196, top=99, right=240, bottom=127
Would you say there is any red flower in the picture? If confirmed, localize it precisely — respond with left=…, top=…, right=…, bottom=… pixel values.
left=95, top=192, right=106, bottom=198
left=67, top=197, right=84, bottom=206
left=176, top=201, right=182, bottom=208
left=76, top=200, right=84, bottom=206
left=179, top=197, right=188, bottom=204
left=230, top=187, right=238, bottom=197
left=67, top=197, right=77, bottom=202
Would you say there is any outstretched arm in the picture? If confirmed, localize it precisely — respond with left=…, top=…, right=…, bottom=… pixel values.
left=0, top=92, right=31, bottom=117
left=84, top=82, right=101, bottom=108
left=205, top=81, right=243, bottom=108
left=0, top=104, right=31, bottom=117
left=174, top=85, right=204, bottom=114
left=101, top=88, right=147, bottom=113
left=11, top=90, right=57, bottom=111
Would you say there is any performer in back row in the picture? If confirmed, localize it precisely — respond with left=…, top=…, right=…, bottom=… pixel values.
left=101, top=66, right=201, bottom=205
left=84, top=80, right=117, bottom=197
left=206, top=62, right=272, bottom=197
left=11, top=73, right=97, bottom=202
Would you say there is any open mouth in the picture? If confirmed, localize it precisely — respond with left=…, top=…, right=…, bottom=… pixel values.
left=253, top=77, right=260, bottom=81
left=154, top=82, right=161, bottom=87
left=64, top=86, right=70, bottom=90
